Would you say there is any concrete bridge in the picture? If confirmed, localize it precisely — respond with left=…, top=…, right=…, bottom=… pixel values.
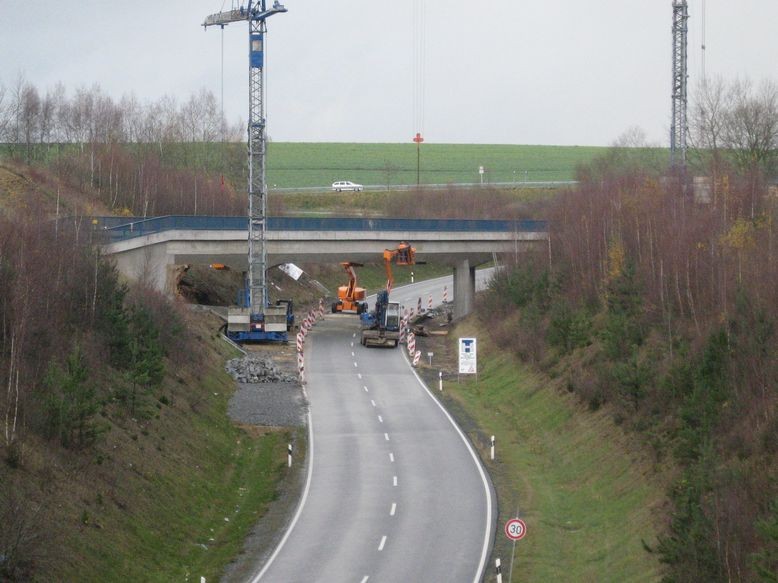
left=100, top=216, right=548, bottom=318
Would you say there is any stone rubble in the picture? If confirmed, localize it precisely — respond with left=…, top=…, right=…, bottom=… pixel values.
left=224, top=355, right=297, bottom=384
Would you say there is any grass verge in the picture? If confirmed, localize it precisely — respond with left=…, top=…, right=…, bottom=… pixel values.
left=417, top=318, right=666, bottom=582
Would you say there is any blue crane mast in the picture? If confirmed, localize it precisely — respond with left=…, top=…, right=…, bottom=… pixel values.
left=203, top=2, right=290, bottom=342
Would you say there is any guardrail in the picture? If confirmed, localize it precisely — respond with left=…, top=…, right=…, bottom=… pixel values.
left=96, top=216, right=549, bottom=243
left=270, top=180, right=578, bottom=194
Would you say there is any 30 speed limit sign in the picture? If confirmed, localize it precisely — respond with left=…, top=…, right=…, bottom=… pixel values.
left=504, top=518, right=527, bottom=541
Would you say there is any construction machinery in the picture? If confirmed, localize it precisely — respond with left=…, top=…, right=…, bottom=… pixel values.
left=332, top=262, right=368, bottom=314
left=382, top=241, right=416, bottom=293
left=202, top=1, right=289, bottom=343
left=360, top=290, right=401, bottom=347
left=359, top=242, right=419, bottom=348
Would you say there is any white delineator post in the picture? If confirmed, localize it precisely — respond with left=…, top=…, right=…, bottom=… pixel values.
left=439, top=370, right=443, bottom=391
left=287, top=443, right=292, bottom=467
left=491, top=435, right=495, bottom=460
left=495, top=558, right=502, bottom=583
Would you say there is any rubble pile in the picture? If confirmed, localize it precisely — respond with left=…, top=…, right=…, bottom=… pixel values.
left=225, top=355, right=297, bottom=384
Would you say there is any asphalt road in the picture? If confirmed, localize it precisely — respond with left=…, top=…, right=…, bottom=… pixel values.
left=252, top=277, right=495, bottom=582
left=387, top=269, right=494, bottom=315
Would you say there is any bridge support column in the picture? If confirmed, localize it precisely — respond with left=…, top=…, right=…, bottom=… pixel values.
left=453, top=259, right=476, bottom=319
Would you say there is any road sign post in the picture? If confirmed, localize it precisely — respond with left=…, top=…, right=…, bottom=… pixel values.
left=505, top=516, right=526, bottom=581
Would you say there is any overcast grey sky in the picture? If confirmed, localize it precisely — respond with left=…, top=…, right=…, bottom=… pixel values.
left=1, top=1, right=776, bottom=146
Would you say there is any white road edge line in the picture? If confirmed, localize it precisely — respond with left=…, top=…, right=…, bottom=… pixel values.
left=378, top=535, right=387, bottom=551
left=250, top=411, right=314, bottom=582
left=402, top=349, right=494, bottom=583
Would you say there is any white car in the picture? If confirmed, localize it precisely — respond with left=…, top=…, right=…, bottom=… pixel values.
left=332, top=180, right=363, bottom=192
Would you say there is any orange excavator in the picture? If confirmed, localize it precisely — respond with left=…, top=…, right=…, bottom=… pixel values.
left=332, top=262, right=368, bottom=314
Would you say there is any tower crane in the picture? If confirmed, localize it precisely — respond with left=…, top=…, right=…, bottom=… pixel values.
left=202, top=1, right=290, bottom=342
left=670, top=0, right=689, bottom=171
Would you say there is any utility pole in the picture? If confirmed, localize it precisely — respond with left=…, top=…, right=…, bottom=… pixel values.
left=413, top=132, right=424, bottom=186
left=670, top=0, right=689, bottom=171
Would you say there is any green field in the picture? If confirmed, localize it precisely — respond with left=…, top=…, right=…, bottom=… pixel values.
left=265, top=142, right=606, bottom=188
left=1, top=141, right=610, bottom=189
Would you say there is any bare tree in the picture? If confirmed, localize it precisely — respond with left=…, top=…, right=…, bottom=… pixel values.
left=20, top=84, right=41, bottom=163
left=722, top=79, right=778, bottom=174
left=0, top=83, right=9, bottom=142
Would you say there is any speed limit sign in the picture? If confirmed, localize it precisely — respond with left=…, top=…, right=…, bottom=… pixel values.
left=505, top=518, right=527, bottom=541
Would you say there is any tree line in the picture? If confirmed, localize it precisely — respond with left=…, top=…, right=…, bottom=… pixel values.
left=484, top=77, right=777, bottom=581
left=0, top=77, right=246, bottom=217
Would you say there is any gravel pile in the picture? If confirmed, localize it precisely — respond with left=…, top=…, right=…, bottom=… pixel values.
left=225, top=355, right=297, bottom=384
left=225, top=353, right=307, bottom=428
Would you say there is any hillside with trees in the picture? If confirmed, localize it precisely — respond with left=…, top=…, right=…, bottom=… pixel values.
left=483, top=79, right=777, bottom=581
left=0, top=94, right=292, bottom=579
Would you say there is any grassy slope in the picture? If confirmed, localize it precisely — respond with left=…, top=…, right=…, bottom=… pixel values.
left=420, top=319, right=666, bottom=581
left=10, top=314, right=291, bottom=582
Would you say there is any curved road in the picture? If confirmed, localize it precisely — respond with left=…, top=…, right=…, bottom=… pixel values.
left=254, top=275, right=495, bottom=582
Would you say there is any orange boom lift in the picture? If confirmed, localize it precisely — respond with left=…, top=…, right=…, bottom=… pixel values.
left=332, top=262, right=368, bottom=314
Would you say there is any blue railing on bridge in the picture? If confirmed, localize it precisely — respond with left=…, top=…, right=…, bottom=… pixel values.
left=98, top=215, right=548, bottom=243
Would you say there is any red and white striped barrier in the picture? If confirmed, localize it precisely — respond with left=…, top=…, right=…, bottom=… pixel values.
left=412, top=350, right=421, bottom=366
left=296, top=332, right=304, bottom=352
left=417, top=297, right=422, bottom=313
left=297, top=352, right=305, bottom=384
left=428, top=294, right=433, bottom=311
left=399, top=317, right=408, bottom=343
left=407, top=332, right=416, bottom=356
left=443, top=285, right=449, bottom=303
